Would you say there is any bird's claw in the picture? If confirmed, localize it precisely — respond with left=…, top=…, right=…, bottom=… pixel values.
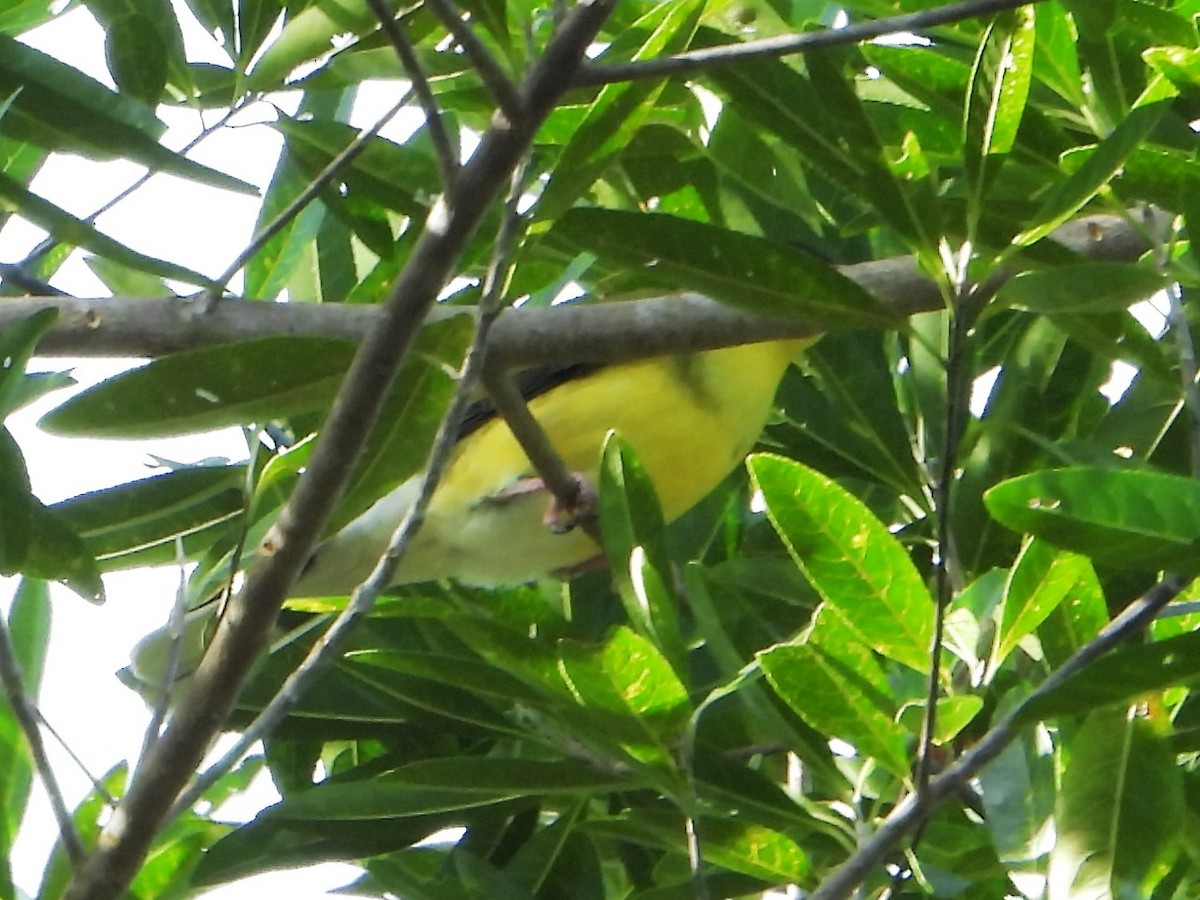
left=489, top=472, right=597, bottom=535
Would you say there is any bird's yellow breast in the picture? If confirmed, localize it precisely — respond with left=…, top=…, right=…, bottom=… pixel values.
left=298, top=338, right=810, bottom=591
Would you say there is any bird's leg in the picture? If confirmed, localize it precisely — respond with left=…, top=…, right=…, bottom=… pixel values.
left=489, top=472, right=598, bottom=534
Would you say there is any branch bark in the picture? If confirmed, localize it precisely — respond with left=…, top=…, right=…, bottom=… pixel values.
left=9, top=211, right=1159, bottom=366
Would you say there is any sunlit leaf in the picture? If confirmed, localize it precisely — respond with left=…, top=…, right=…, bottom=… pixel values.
left=749, top=453, right=934, bottom=671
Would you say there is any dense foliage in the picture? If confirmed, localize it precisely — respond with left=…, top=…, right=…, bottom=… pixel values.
left=3, top=0, right=1200, bottom=897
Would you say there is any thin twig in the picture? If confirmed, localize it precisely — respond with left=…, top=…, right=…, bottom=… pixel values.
left=809, top=572, right=1189, bottom=900
left=63, top=6, right=616, bottom=898
left=364, top=0, right=459, bottom=188
left=0, top=264, right=66, bottom=296
left=914, top=247, right=980, bottom=795
left=425, top=0, right=523, bottom=120
left=574, top=0, right=1047, bottom=87
left=0, top=608, right=84, bottom=865
left=36, top=712, right=116, bottom=807
left=170, top=158, right=533, bottom=817
left=204, top=94, right=413, bottom=305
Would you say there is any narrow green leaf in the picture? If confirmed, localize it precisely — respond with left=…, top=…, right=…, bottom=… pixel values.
left=990, top=540, right=1094, bottom=675
left=22, top=501, right=105, bottom=603
left=760, top=607, right=910, bottom=777
left=0, top=307, right=56, bottom=418
left=537, top=0, right=705, bottom=219
left=554, top=209, right=896, bottom=328
left=984, top=466, right=1200, bottom=572
left=0, top=33, right=253, bottom=192
left=1048, top=706, right=1182, bottom=899
left=0, top=578, right=49, bottom=891
left=50, top=464, right=245, bottom=564
left=999, top=262, right=1167, bottom=314
left=105, top=13, right=169, bottom=105
left=0, top=427, right=32, bottom=573
left=272, top=758, right=632, bottom=820
left=40, top=336, right=355, bottom=438
left=243, top=153, right=327, bottom=300
left=597, top=433, right=684, bottom=677
left=1013, top=99, right=1170, bottom=247
left=964, top=7, right=1036, bottom=214
left=749, top=453, right=934, bottom=671
left=0, top=171, right=215, bottom=288
left=1019, top=626, right=1200, bottom=722
left=244, top=0, right=408, bottom=89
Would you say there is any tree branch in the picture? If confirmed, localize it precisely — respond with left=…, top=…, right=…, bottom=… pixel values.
left=60, top=3, right=617, bottom=899
left=808, top=572, right=1189, bottom=900
left=365, top=0, right=459, bottom=189
left=573, top=0, right=1049, bottom=87
left=7, top=211, right=1161, bottom=364
left=425, top=0, right=523, bottom=120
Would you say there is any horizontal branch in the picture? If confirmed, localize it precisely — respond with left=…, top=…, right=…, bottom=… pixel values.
left=6, top=212, right=1159, bottom=368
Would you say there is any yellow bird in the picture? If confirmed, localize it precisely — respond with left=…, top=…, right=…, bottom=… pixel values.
left=128, top=337, right=811, bottom=686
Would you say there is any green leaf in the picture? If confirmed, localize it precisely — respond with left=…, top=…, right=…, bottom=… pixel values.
left=105, top=13, right=169, bottom=106
left=22, top=500, right=105, bottom=603
left=0, top=306, right=56, bottom=419
left=553, top=209, right=896, bottom=328
left=597, top=433, right=684, bottom=677
left=37, top=764, right=128, bottom=900
left=978, top=730, right=1056, bottom=874
left=0, top=578, right=49, bottom=894
left=999, top=262, right=1167, bottom=314
left=39, top=336, right=355, bottom=438
left=1013, top=99, right=1170, bottom=247
left=749, top=453, right=934, bottom=671
left=330, top=315, right=470, bottom=531
left=537, top=0, right=705, bottom=219
left=984, top=466, right=1200, bottom=571
left=586, top=810, right=812, bottom=885
left=0, top=171, right=216, bottom=288
left=272, top=758, right=632, bottom=820
left=1019, top=625, right=1200, bottom=722
left=0, top=33, right=252, bottom=193
left=50, top=464, right=245, bottom=566
left=244, top=0, right=408, bottom=90
left=1048, top=706, right=1183, bottom=899
left=760, top=607, right=910, bottom=777
left=989, top=540, right=1095, bottom=676
left=0, top=427, right=32, bottom=573
left=560, top=625, right=689, bottom=723
left=964, top=7, right=1036, bottom=217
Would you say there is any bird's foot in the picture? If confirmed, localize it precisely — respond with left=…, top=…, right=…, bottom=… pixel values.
left=490, top=472, right=597, bottom=534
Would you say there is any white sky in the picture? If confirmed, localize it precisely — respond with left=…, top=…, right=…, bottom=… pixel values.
left=1, top=6, right=414, bottom=898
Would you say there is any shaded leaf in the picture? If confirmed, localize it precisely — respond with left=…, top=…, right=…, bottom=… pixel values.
left=985, top=466, right=1200, bottom=572
left=554, top=209, right=896, bottom=328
